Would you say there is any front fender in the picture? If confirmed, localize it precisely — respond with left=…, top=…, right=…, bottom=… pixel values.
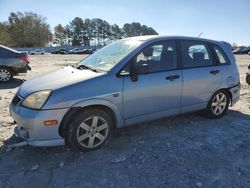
left=72, top=98, right=124, bottom=128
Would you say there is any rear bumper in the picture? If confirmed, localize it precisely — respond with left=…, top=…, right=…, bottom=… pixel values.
left=14, top=65, right=31, bottom=73
left=229, top=84, right=241, bottom=106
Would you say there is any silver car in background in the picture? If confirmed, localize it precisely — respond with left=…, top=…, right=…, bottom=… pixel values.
left=29, top=49, right=45, bottom=55
left=9, top=36, right=240, bottom=151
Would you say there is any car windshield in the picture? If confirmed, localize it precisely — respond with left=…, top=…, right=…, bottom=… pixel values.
left=79, top=39, right=142, bottom=72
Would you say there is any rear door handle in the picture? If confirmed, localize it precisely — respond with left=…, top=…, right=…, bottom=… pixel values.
left=165, top=75, right=180, bottom=81
left=210, top=70, right=220, bottom=75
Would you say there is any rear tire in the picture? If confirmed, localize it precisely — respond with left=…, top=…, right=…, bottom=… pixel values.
left=206, top=90, right=230, bottom=119
left=0, top=66, right=13, bottom=82
left=65, top=109, right=114, bottom=152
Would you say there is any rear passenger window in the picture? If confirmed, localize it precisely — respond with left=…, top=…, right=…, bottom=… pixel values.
left=214, top=46, right=228, bottom=64
left=181, top=41, right=213, bottom=68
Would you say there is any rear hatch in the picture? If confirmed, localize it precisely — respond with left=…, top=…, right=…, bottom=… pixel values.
left=0, top=45, right=30, bottom=64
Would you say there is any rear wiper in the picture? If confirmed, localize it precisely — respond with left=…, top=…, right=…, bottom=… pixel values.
left=77, top=64, right=105, bottom=73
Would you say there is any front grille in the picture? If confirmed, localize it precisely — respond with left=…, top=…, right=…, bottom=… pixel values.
left=12, top=94, right=22, bottom=106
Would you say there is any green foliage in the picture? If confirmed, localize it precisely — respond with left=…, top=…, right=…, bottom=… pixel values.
left=123, top=22, right=158, bottom=37
left=72, top=36, right=81, bottom=46
left=0, top=12, right=52, bottom=47
left=111, top=24, right=123, bottom=40
left=0, top=22, right=11, bottom=45
left=0, top=12, right=158, bottom=47
left=54, top=24, right=67, bottom=45
left=60, top=18, right=158, bottom=46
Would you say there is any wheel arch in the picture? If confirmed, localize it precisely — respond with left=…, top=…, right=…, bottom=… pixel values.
left=59, top=99, right=124, bottom=138
left=0, top=65, right=14, bottom=72
left=209, top=88, right=232, bottom=106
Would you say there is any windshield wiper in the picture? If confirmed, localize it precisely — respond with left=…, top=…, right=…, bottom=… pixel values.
left=77, top=64, right=105, bottom=73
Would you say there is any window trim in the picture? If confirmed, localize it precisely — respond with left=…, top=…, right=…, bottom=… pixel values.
left=207, top=43, right=231, bottom=66
left=178, top=40, right=216, bottom=70
left=117, top=40, right=180, bottom=77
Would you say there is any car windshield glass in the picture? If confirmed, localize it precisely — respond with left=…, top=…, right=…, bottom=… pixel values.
left=79, top=40, right=142, bottom=72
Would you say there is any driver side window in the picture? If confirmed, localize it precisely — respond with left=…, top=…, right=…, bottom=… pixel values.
left=120, top=41, right=177, bottom=75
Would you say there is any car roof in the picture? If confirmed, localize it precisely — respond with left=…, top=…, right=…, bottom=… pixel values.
left=122, top=35, right=226, bottom=46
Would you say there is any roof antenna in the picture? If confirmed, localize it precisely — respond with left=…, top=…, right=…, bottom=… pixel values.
left=197, top=32, right=203, bottom=38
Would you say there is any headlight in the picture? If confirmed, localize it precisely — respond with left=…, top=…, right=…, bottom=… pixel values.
left=21, top=90, right=51, bottom=109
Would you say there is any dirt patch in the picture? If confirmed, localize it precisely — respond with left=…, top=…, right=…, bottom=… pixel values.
left=0, top=54, right=250, bottom=187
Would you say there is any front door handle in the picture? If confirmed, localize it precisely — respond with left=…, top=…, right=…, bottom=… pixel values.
left=210, top=70, right=220, bottom=75
left=165, top=75, right=180, bottom=81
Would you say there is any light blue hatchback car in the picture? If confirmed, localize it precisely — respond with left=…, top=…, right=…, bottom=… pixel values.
left=10, top=36, right=240, bottom=151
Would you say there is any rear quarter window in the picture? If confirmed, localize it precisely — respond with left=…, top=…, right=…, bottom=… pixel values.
left=212, top=45, right=229, bottom=65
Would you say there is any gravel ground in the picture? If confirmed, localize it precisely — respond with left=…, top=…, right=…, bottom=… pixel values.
left=0, top=54, right=249, bottom=188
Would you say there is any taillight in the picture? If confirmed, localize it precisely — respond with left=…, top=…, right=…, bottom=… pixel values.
left=20, top=55, right=30, bottom=64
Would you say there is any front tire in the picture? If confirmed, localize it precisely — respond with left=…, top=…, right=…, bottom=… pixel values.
left=66, top=109, right=114, bottom=151
left=246, top=74, right=250, bottom=85
left=0, top=66, right=13, bottom=82
left=206, top=90, right=230, bottom=119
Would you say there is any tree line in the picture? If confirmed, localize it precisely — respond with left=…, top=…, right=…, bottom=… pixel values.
left=55, top=17, right=158, bottom=46
left=0, top=12, right=158, bottom=47
left=0, top=12, right=52, bottom=47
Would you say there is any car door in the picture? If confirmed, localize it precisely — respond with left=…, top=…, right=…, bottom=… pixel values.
left=121, top=41, right=182, bottom=125
left=180, top=40, right=221, bottom=113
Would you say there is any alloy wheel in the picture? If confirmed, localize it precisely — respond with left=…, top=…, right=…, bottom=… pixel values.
left=211, top=93, right=227, bottom=115
left=76, top=116, right=109, bottom=148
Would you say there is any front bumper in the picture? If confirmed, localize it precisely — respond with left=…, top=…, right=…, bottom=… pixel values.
left=14, top=127, right=64, bottom=147
left=10, top=103, right=68, bottom=147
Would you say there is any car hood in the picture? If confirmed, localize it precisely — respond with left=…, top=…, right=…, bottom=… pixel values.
left=19, top=66, right=103, bottom=98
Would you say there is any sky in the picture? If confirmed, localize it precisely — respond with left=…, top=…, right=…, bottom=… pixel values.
left=0, top=0, right=249, bottom=45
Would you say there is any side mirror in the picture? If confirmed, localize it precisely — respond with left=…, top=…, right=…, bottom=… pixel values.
left=130, top=62, right=150, bottom=82
left=138, top=64, right=149, bottom=74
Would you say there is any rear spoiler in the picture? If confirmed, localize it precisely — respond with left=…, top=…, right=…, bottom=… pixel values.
left=221, top=41, right=232, bottom=50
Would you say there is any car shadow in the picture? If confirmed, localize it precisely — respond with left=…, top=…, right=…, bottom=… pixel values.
left=0, top=133, right=68, bottom=156
left=0, top=109, right=249, bottom=188
left=0, top=78, right=24, bottom=89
